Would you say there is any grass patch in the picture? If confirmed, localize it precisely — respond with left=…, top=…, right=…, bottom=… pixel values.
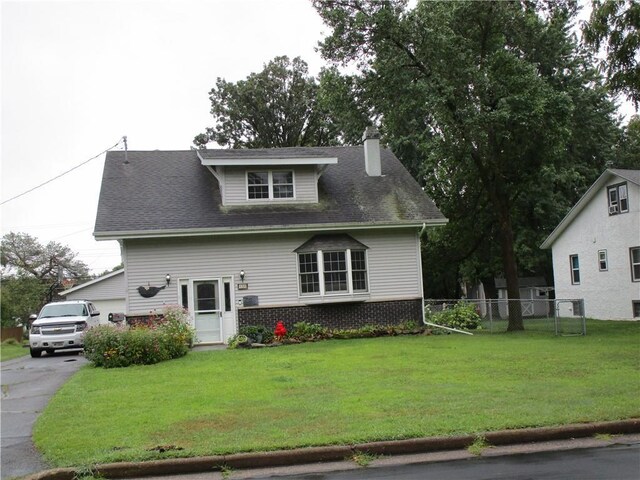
left=34, top=320, right=640, bottom=467
left=1, top=339, right=28, bottom=362
left=467, top=436, right=490, bottom=456
left=351, top=451, right=379, bottom=467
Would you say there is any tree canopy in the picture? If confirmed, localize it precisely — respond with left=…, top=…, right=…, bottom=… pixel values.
left=194, top=56, right=365, bottom=149
left=314, top=0, right=620, bottom=329
left=583, top=0, right=640, bottom=107
left=1, top=232, right=90, bottom=326
left=1, top=232, right=89, bottom=280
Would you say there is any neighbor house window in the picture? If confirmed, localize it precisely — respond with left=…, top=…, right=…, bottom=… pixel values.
left=633, top=301, right=640, bottom=318
left=570, top=254, right=580, bottom=284
left=607, top=182, right=628, bottom=215
left=631, top=247, right=640, bottom=282
left=247, top=170, right=294, bottom=200
left=598, top=250, right=608, bottom=271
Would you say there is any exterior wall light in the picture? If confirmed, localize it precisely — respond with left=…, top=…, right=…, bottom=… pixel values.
left=240, top=270, right=245, bottom=281
left=166, top=274, right=171, bottom=286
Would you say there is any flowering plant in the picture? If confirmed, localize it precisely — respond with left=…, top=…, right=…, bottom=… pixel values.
left=274, top=321, right=287, bottom=340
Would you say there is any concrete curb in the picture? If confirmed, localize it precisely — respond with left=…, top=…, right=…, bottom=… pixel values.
left=25, top=418, right=640, bottom=480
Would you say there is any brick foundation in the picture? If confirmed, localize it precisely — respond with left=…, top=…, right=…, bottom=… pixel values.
left=237, top=298, right=423, bottom=331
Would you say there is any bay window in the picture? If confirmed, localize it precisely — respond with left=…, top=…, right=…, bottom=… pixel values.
left=295, top=234, right=369, bottom=297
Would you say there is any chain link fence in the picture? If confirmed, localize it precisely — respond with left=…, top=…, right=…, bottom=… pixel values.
left=424, top=298, right=586, bottom=335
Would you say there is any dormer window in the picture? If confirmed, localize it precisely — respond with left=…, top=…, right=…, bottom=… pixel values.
left=247, top=170, right=294, bottom=200
left=607, top=182, right=628, bottom=215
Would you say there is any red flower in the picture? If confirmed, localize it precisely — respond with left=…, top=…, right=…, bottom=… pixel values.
left=274, top=321, right=287, bottom=340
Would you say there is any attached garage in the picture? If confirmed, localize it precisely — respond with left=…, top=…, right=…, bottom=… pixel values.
left=60, top=269, right=125, bottom=323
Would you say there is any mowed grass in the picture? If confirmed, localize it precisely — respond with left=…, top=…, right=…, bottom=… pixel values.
left=0, top=340, right=28, bottom=361
left=34, top=321, right=640, bottom=467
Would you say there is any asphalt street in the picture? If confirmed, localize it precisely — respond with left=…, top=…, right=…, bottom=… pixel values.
left=266, top=444, right=640, bottom=480
left=1, top=350, right=87, bottom=479
left=130, top=436, right=640, bottom=480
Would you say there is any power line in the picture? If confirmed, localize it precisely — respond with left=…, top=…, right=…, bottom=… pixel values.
left=0, top=138, right=124, bottom=206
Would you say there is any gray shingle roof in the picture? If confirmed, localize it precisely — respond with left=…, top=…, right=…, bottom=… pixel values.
left=94, top=146, right=445, bottom=238
left=610, top=169, right=640, bottom=186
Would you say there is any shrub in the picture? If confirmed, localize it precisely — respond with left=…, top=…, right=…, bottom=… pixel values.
left=239, top=325, right=274, bottom=344
left=83, top=306, right=195, bottom=368
left=227, top=334, right=250, bottom=349
left=428, top=302, right=482, bottom=330
left=290, top=322, right=328, bottom=341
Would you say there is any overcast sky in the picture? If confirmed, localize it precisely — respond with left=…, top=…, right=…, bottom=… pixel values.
left=1, top=0, right=634, bottom=277
left=1, top=0, right=326, bottom=275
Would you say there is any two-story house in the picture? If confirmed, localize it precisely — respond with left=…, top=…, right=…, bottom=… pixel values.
left=541, top=169, right=640, bottom=320
left=94, top=128, right=447, bottom=343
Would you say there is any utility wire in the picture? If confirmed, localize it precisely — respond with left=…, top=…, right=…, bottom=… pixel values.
left=0, top=138, right=124, bottom=206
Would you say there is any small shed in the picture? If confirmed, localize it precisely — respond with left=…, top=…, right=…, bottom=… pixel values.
left=59, top=269, right=125, bottom=323
left=495, top=277, right=553, bottom=317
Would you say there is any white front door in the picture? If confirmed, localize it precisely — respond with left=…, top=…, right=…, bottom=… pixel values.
left=193, top=280, right=222, bottom=343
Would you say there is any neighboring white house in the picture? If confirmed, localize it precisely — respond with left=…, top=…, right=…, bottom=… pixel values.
left=59, top=269, right=125, bottom=323
left=93, top=128, right=447, bottom=343
left=541, top=169, right=640, bottom=320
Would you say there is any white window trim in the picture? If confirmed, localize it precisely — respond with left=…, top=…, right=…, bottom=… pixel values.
left=570, top=254, right=580, bottom=285
left=246, top=170, right=296, bottom=201
left=607, top=182, right=629, bottom=215
left=297, top=248, right=370, bottom=297
left=631, top=247, right=640, bottom=283
left=598, top=249, right=608, bottom=272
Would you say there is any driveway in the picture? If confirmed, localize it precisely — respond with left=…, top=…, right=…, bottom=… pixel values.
left=1, top=350, right=87, bottom=479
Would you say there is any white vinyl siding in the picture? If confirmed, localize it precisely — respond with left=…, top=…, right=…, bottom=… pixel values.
left=64, top=272, right=124, bottom=301
left=221, top=165, right=318, bottom=205
left=123, top=229, right=423, bottom=314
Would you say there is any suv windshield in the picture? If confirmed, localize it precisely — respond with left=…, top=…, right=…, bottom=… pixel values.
left=39, top=304, right=88, bottom=318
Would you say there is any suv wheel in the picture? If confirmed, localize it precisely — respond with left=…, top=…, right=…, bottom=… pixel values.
left=30, top=348, right=43, bottom=358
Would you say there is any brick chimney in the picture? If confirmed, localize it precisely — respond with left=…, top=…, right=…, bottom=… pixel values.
left=362, top=126, right=381, bottom=177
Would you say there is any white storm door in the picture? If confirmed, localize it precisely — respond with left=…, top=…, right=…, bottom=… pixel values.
left=221, top=277, right=237, bottom=342
left=193, top=280, right=222, bottom=343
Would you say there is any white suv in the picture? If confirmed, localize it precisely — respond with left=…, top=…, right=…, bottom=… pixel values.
left=29, top=300, right=100, bottom=358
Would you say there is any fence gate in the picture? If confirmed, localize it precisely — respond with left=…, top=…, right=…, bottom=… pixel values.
left=555, top=299, right=586, bottom=336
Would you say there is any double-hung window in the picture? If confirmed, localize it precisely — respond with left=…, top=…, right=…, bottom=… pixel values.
left=295, top=234, right=369, bottom=297
left=570, top=254, right=580, bottom=285
left=607, top=182, right=628, bottom=215
left=598, top=250, right=608, bottom=271
left=247, top=170, right=294, bottom=200
left=631, top=247, right=640, bottom=282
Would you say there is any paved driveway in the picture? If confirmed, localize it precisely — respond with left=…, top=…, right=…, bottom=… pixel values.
left=1, top=350, right=87, bottom=479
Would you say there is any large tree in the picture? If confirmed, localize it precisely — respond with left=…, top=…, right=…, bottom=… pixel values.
left=1, top=232, right=89, bottom=280
left=1, top=232, right=90, bottom=326
left=583, top=0, right=640, bottom=107
left=314, top=0, right=619, bottom=330
left=194, top=56, right=363, bottom=149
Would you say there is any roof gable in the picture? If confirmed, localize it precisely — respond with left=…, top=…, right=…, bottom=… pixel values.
left=59, top=269, right=124, bottom=296
left=540, top=169, right=640, bottom=249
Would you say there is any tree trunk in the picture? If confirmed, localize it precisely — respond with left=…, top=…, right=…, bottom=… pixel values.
left=498, top=210, right=524, bottom=331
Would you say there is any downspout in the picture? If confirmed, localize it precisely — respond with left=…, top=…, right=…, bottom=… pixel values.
left=419, top=221, right=472, bottom=335
left=424, top=321, right=474, bottom=336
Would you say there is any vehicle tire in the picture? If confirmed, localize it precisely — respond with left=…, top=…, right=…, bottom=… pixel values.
left=46, top=349, right=55, bottom=355
left=30, top=348, right=42, bottom=358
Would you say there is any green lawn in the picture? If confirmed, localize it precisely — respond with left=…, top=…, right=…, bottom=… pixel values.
left=0, top=341, right=28, bottom=361
left=34, top=321, right=640, bottom=467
